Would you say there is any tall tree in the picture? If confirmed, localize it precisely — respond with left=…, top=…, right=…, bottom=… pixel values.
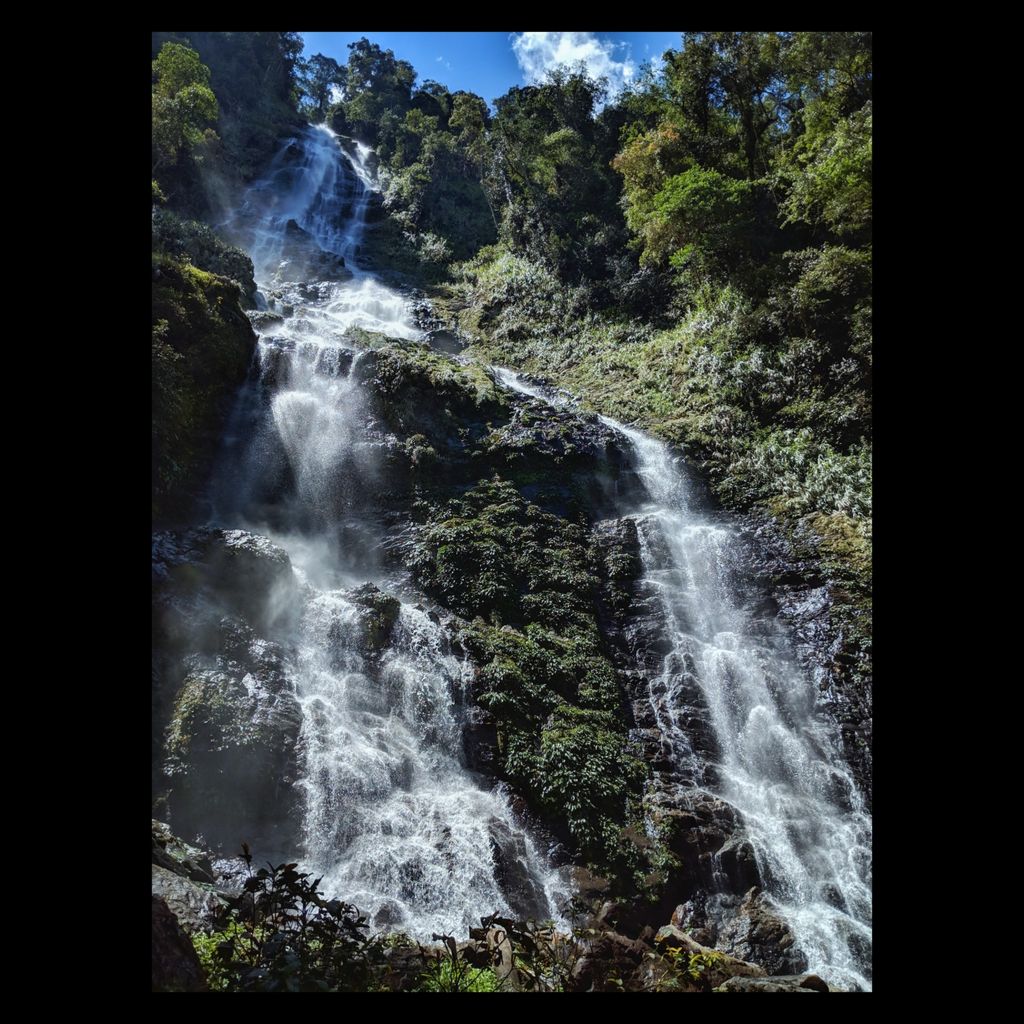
left=152, top=42, right=219, bottom=174
left=301, top=53, right=344, bottom=122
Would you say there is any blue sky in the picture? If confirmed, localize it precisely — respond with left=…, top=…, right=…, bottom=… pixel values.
left=300, top=31, right=683, bottom=109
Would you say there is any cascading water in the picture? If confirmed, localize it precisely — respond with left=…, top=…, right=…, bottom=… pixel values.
left=207, top=125, right=567, bottom=936
left=492, top=369, right=872, bottom=991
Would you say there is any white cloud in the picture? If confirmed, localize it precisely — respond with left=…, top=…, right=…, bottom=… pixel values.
left=435, top=55, right=452, bottom=71
left=510, top=32, right=635, bottom=98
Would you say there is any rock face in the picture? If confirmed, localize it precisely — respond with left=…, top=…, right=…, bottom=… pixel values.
left=488, top=818, right=552, bottom=922
left=670, top=889, right=807, bottom=977
left=150, top=310, right=868, bottom=987
left=152, top=260, right=258, bottom=522
left=152, top=818, right=216, bottom=883
left=152, top=895, right=208, bottom=992
left=713, top=888, right=809, bottom=975
left=587, top=507, right=810, bottom=975
left=463, top=704, right=498, bottom=774
left=741, top=513, right=872, bottom=806
left=162, top=618, right=303, bottom=854
left=153, top=528, right=300, bottom=637
left=346, top=583, right=401, bottom=655
left=715, top=973, right=830, bottom=992
left=152, top=864, right=226, bottom=935
left=153, top=530, right=304, bottom=856
left=272, top=219, right=353, bottom=283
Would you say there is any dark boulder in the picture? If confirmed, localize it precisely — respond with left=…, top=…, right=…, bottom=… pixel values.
left=712, top=887, right=808, bottom=976
left=152, top=895, right=207, bottom=992
left=715, top=973, right=829, bottom=992
left=347, top=583, right=401, bottom=655
left=162, top=617, right=303, bottom=856
left=488, top=817, right=552, bottom=922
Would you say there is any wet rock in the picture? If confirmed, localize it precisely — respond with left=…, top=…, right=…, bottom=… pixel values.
left=162, top=617, right=302, bottom=855
left=151, top=864, right=226, bottom=935
left=714, top=973, right=829, bottom=992
left=372, top=900, right=404, bottom=928
left=481, top=398, right=628, bottom=503
left=152, top=819, right=216, bottom=883
left=592, top=517, right=642, bottom=620
left=741, top=512, right=872, bottom=804
left=717, top=836, right=762, bottom=893
left=650, top=790, right=754, bottom=900
left=713, top=887, right=808, bottom=976
left=272, top=220, right=353, bottom=284
left=152, top=895, right=207, bottom=991
left=353, top=340, right=504, bottom=455
left=154, top=528, right=300, bottom=638
left=425, top=328, right=464, bottom=354
left=489, top=818, right=551, bottom=922
left=246, top=310, right=285, bottom=332
left=463, top=704, right=498, bottom=773
left=570, top=865, right=611, bottom=903
left=347, top=582, right=401, bottom=654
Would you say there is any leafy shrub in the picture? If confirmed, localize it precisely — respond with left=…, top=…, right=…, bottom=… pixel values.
left=207, top=844, right=386, bottom=992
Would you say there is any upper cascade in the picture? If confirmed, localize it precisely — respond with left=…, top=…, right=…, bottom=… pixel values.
left=189, top=128, right=570, bottom=939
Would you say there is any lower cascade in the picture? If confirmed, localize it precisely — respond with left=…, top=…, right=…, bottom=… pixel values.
left=606, top=419, right=871, bottom=991
left=154, top=123, right=870, bottom=988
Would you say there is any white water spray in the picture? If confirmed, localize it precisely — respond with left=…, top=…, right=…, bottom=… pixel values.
left=209, top=129, right=568, bottom=936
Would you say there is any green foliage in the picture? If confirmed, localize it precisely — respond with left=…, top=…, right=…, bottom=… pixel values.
left=413, top=478, right=646, bottom=868
left=643, top=166, right=755, bottom=276
left=191, top=921, right=248, bottom=991
left=418, top=959, right=499, bottom=992
left=538, top=706, right=646, bottom=848
left=210, top=844, right=386, bottom=992
left=299, top=52, right=343, bottom=122
left=417, top=936, right=501, bottom=992
left=651, top=944, right=727, bottom=992
left=152, top=31, right=305, bottom=194
left=338, top=37, right=416, bottom=144
left=152, top=42, right=219, bottom=173
left=152, top=208, right=256, bottom=303
left=780, top=101, right=872, bottom=237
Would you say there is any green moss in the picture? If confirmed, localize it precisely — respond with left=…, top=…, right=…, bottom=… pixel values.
left=152, top=209, right=257, bottom=304
left=166, top=672, right=278, bottom=762
left=413, top=478, right=646, bottom=871
left=152, top=255, right=257, bottom=522
left=348, top=584, right=401, bottom=652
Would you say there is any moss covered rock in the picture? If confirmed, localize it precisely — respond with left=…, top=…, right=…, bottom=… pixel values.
left=347, top=582, right=401, bottom=654
left=413, top=478, right=646, bottom=871
left=153, top=208, right=258, bottom=305
left=152, top=256, right=257, bottom=523
left=163, top=616, right=302, bottom=854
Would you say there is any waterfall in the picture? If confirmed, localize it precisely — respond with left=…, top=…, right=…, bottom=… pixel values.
left=206, top=125, right=568, bottom=937
left=493, top=369, right=872, bottom=991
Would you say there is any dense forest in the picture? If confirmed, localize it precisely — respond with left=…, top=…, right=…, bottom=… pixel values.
left=152, top=31, right=871, bottom=993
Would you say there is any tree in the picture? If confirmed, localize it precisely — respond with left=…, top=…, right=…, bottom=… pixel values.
left=152, top=42, right=219, bottom=173
left=301, top=53, right=344, bottom=122
left=341, top=38, right=416, bottom=143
